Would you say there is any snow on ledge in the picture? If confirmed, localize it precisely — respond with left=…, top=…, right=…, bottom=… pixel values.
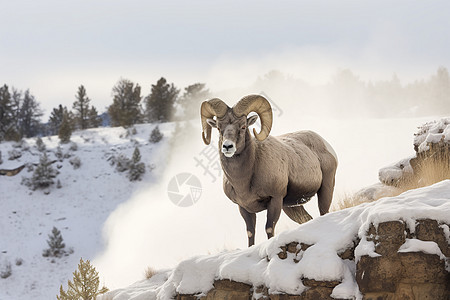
left=398, top=239, right=445, bottom=260
left=414, top=117, right=450, bottom=153
left=101, top=180, right=450, bottom=300
left=378, top=156, right=414, bottom=185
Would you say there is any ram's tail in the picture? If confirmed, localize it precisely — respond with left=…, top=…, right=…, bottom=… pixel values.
left=283, top=205, right=312, bottom=224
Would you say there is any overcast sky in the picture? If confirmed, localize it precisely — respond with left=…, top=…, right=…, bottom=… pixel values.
left=1, top=0, right=450, bottom=118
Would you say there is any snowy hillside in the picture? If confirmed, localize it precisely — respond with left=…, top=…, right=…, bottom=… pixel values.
left=0, top=116, right=443, bottom=299
left=0, top=123, right=173, bottom=300
left=100, top=180, right=450, bottom=300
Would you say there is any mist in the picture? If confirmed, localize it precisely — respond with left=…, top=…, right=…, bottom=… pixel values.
left=93, top=64, right=440, bottom=288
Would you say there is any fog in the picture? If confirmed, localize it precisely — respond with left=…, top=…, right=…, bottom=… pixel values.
left=93, top=65, right=440, bottom=288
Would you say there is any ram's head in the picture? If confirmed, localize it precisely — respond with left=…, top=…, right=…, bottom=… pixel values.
left=201, top=95, right=273, bottom=158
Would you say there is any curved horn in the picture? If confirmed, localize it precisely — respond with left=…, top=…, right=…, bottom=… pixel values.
left=232, top=95, right=273, bottom=141
left=200, top=98, right=230, bottom=145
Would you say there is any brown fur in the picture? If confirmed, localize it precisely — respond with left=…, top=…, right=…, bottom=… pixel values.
left=206, top=102, right=338, bottom=246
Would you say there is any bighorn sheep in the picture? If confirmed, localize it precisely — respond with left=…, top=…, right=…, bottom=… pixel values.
left=201, top=95, right=338, bottom=246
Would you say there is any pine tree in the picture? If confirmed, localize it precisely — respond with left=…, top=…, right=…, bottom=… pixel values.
left=178, top=83, right=210, bottom=120
left=430, top=66, right=450, bottom=113
left=55, top=145, right=63, bottom=160
left=127, top=147, right=145, bottom=181
left=0, top=84, right=14, bottom=142
left=18, top=90, right=43, bottom=138
left=36, top=137, right=46, bottom=152
left=108, top=79, right=142, bottom=127
left=149, top=126, right=163, bottom=143
left=59, top=111, right=72, bottom=143
left=31, top=153, right=57, bottom=190
left=87, top=106, right=102, bottom=128
left=73, top=85, right=91, bottom=130
left=49, top=105, right=65, bottom=135
left=145, top=77, right=179, bottom=123
left=42, top=227, right=66, bottom=258
left=57, top=258, right=108, bottom=300
left=8, top=88, right=22, bottom=140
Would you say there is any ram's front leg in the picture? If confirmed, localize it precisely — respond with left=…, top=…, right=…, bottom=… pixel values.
left=265, top=196, right=282, bottom=239
left=239, top=206, right=256, bottom=247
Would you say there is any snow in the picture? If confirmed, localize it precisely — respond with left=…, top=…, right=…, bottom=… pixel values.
left=378, top=156, right=414, bottom=185
left=93, top=116, right=432, bottom=290
left=100, top=180, right=450, bottom=300
left=413, top=117, right=450, bottom=152
left=0, top=123, right=173, bottom=300
left=398, top=239, right=445, bottom=260
left=1, top=115, right=447, bottom=299
left=353, top=183, right=401, bottom=202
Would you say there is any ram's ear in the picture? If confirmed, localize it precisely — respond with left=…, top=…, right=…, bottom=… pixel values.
left=206, top=118, right=217, bottom=128
left=247, top=115, right=258, bottom=126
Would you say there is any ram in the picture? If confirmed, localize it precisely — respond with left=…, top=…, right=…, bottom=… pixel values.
left=201, top=95, right=338, bottom=246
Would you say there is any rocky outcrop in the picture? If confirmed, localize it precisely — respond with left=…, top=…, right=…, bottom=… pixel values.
left=177, top=219, right=450, bottom=300
left=378, top=118, right=450, bottom=189
left=357, top=220, right=449, bottom=299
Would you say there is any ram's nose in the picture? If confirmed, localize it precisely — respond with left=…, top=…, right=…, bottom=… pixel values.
left=222, top=140, right=236, bottom=157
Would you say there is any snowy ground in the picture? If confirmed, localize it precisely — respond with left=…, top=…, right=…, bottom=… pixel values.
left=0, top=124, right=173, bottom=299
left=100, top=180, right=450, bottom=300
left=0, top=115, right=441, bottom=299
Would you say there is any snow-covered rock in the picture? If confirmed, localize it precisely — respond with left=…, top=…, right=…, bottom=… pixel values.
left=378, top=156, right=414, bottom=186
left=101, top=180, right=450, bottom=300
left=414, top=117, right=450, bottom=153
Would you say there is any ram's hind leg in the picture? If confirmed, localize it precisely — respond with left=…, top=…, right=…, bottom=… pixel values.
left=317, top=169, right=336, bottom=215
left=266, top=197, right=282, bottom=240
left=239, top=206, right=256, bottom=247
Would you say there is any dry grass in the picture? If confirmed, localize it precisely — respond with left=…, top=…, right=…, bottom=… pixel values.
left=413, top=158, right=450, bottom=188
left=333, top=151, right=450, bottom=212
left=145, top=266, right=158, bottom=280
left=331, top=192, right=368, bottom=211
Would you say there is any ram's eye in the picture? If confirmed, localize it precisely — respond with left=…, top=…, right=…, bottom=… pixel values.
left=241, top=125, right=246, bottom=130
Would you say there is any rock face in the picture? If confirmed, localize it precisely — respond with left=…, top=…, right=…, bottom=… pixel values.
left=177, top=219, right=450, bottom=300
left=357, top=220, right=449, bottom=299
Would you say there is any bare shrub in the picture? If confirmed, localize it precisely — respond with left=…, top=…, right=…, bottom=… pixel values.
left=331, top=184, right=402, bottom=211
left=15, top=258, right=23, bottom=266
left=8, top=149, right=22, bottom=160
left=69, top=156, right=81, bottom=169
left=55, top=145, right=63, bottom=160
left=114, top=154, right=130, bottom=172
left=0, top=261, right=12, bottom=279
left=331, top=193, right=365, bottom=211
left=145, top=267, right=158, bottom=279
left=69, top=142, right=78, bottom=151
left=413, top=150, right=450, bottom=188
